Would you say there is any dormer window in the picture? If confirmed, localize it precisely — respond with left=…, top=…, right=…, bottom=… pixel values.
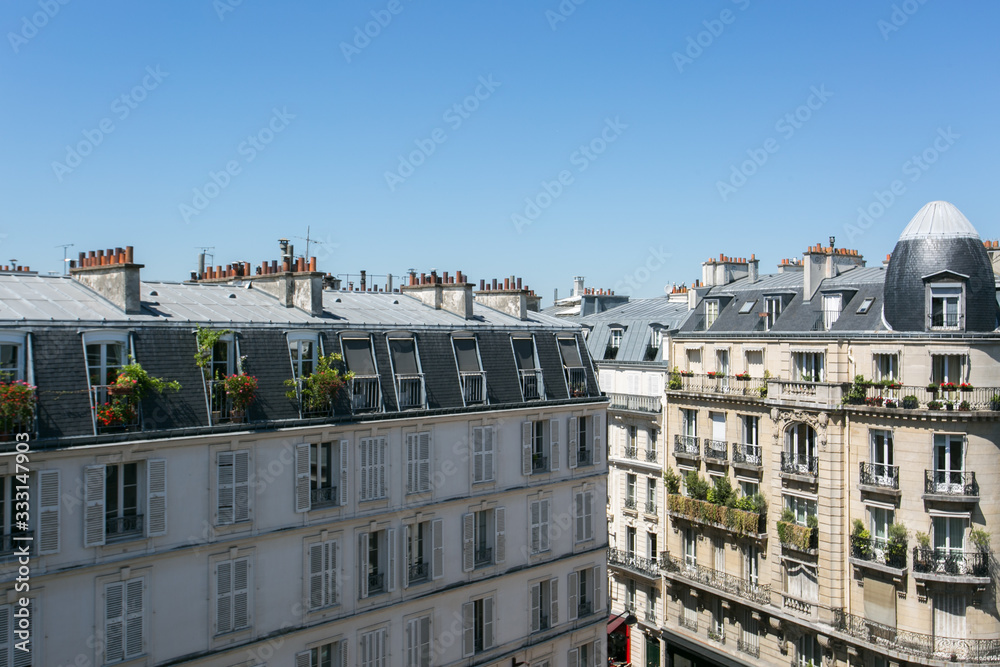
left=822, top=294, right=842, bottom=330
left=705, top=300, right=719, bottom=329
left=512, top=336, right=543, bottom=401
left=605, top=328, right=622, bottom=360
left=287, top=332, right=320, bottom=381
left=738, top=300, right=756, bottom=315
left=341, top=335, right=382, bottom=413
left=0, top=333, right=28, bottom=382
left=928, top=284, right=963, bottom=330
left=452, top=336, right=486, bottom=405
left=200, top=331, right=239, bottom=424
left=83, top=331, right=136, bottom=432
left=764, top=296, right=782, bottom=331
left=388, top=335, right=425, bottom=410
left=557, top=336, right=587, bottom=397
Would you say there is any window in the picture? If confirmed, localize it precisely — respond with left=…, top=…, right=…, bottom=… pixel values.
left=84, top=460, right=166, bottom=547
left=796, top=634, right=820, bottom=667
left=792, top=351, right=824, bottom=382
left=360, top=627, right=388, bottom=667
left=738, top=300, right=756, bottom=314
left=308, top=538, right=340, bottom=610
left=710, top=596, right=724, bottom=639
left=85, top=335, right=128, bottom=389
left=933, top=434, right=965, bottom=492
left=300, top=639, right=347, bottom=667
left=683, top=528, right=696, bottom=567
left=929, top=284, right=962, bottom=329
left=784, top=496, right=817, bottom=526
left=359, top=528, right=395, bottom=597
left=216, top=450, right=250, bottom=525
left=646, top=478, right=657, bottom=515
left=522, top=419, right=559, bottom=475
left=359, top=437, right=388, bottom=501
left=405, top=519, right=442, bottom=586
left=405, top=616, right=431, bottom=667
left=568, top=640, right=602, bottom=667
left=714, top=536, right=726, bottom=573
left=869, top=430, right=894, bottom=484
left=744, top=545, right=759, bottom=585
left=0, top=334, right=26, bottom=382
left=934, top=517, right=966, bottom=555
left=0, top=474, right=43, bottom=557
left=606, top=328, right=623, bottom=359
left=341, top=336, right=381, bottom=412
left=530, top=578, right=559, bottom=631
left=784, top=561, right=818, bottom=602
left=873, top=353, right=898, bottom=382
left=681, top=409, right=697, bottom=437
left=739, top=478, right=759, bottom=499
left=453, top=336, right=486, bottom=405
left=575, top=489, right=594, bottom=542
left=932, top=354, right=964, bottom=385
left=764, top=296, right=782, bottom=330
left=216, top=556, right=252, bottom=634
left=626, top=526, right=636, bottom=555
left=512, top=336, right=543, bottom=399
left=822, top=293, right=842, bottom=330
left=705, top=300, right=719, bottom=329
left=744, top=349, right=764, bottom=378
left=857, top=296, right=875, bottom=314
left=462, top=596, right=494, bottom=656
left=471, top=425, right=495, bottom=483
left=647, top=587, right=659, bottom=625
left=625, top=474, right=636, bottom=509
left=529, top=498, right=550, bottom=554
left=647, top=531, right=657, bottom=560
left=740, top=608, right=759, bottom=656
left=738, top=415, right=761, bottom=465
left=568, top=565, right=601, bottom=619
left=104, top=578, right=144, bottom=663
left=870, top=507, right=894, bottom=549
left=388, top=335, right=425, bottom=409
left=462, top=507, right=505, bottom=570
left=296, top=441, right=348, bottom=511
left=571, top=414, right=602, bottom=468
left=0, top=601, right=33, bottom=665
left=626, top=579, right=636, bottom=612
left=288, top=332, right=320, bottom=381
left=784, top=423, right=816, bottom=474
left=558, top=336, right=587, bottom=395
left=405, top=432, right=431, bottom=494
left=685, top=348, right=702, bottom=374
left=201, top=331, right=237, bottom=419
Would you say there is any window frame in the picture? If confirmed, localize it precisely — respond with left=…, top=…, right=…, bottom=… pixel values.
left=452, top=335, right=487, bottom=406
left=0, top=332, right=29, bottom=383
left=705, top=299, right=720, bottom=329
left=287, top=331, right=322, bottom=382
left=927, top=282, right=964, bottom=330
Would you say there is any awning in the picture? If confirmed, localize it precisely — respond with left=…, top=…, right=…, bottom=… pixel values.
left=607, top=614, right=628, bottom=634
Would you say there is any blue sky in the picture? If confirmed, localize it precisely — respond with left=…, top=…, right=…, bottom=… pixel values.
left=2, top=1, right=997, bottom=301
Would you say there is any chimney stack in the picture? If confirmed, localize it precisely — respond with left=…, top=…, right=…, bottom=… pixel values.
left=474, top=275, right=533, bottom=320
left=70, top=245, right=143, bottom=314
left=402, top=269, right=474, bottom=318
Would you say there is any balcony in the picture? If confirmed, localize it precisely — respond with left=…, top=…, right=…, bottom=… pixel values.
left=780, top=452, right=818, bottom=478
left=459, top=371, right=487, bottom=405
left=624, top=497, right=637, bottom=511
left=519, top=369, right=543, bottom=400
left=912, top=547, right=991, bottom=584
left=310, top=486, right=338, bottom=508
left=667, top=373, right=766, bottom=400
left=923, top=470, right=979, bottom=501
left=707, top=627, right=724, bottom=644
left=0, top=531, right=33, bottom=557
left=732, top=443, right=762, bottom=469
left=645, top=609, right=657, bottom=625
left=645, top=449, right=658, bottom=463
left=350, top=375, right=382, bottom=413
left=0, top=413, right=35, bottom=444
left=737, top=637, right=760, bottom=659
left=678, top=613, right=698, bottom=632
left=395, top=373, right=426, bottom=410
left=538, top=613, right=550, bottom=631
left=578, top=600, right=594, bottom=617
left=608, top=547, right=659, bottom=579
left=408, top=561, right=429, bottom=585
left=777, top=520, right=817, bottom=554
left=607, top=393, right=661, bottom=415
left=623, top=445, right=639, bottom=460
left=833, top=608, right=1000, bottom=663
left=644, top=501, right=658, bottom=516
left=852, top=383, right=1000, bottom=412
left=768, top=379, right=844, bottom=407
left=660, top=553, right=771, bottom=606
left=849, top=535, right=907, bottom=575
left=90, top=385, right=141, bottom=434
left=666, top=494, right=767, bottom=538
left=106, top=514, right=144, bottom=541
left=576, top=448, right=592, bottom=466
left=673, top=435, right=700, bottom=460
left=367, top=571, right=385, bottom=595
left=566, top=367, right=588, bottom=397
left=531, top=453, right=549, bottom=473
left=782, top=594, right=816, bottom=617
left=290, top=378, right=334, bottom=419
left=704, top=440, right=728, bottom=463
left=859, top=462, right=899, bottom=492
left=474, top=546, right=493, bottom=568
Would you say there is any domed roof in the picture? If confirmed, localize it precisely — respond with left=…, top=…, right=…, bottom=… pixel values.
left=898, top=200, right=980, bottom=241
left=883, top=201, right=998, bottom=332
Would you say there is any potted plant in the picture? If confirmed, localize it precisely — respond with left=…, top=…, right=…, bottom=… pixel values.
left=902, top=395, right=918, bottom=409
left=970, top=528, right=991, bottom=553
left=958, top=400, right=971, bottom=411
left=285, top=353, right=353, bottom=414
left=668, top=368, right=683, bottom=390
left=927, top=400, right=943, bottom=410
left=0, top=380, right=37, bottom=433
left=663, top=467, right=680, bottom=494
left=927, top=382, right=939, bottom=393
left=117, top=358, right=182, bottom=398
left=680, top=370, right=694, bottom=377
left=916, top=531, right=930, bottom=549
left=851, top=519, right=872, bottom=559
left=940, top=382, right=957, bottom=392
left=887, top=523, right=908, bottom=568
left=222, top=373, right=257, bottom=420
left=194, top=325, right=232, bottom=373
left=959, top=382, right=974, bottom=391
left=735, top=372, right=750, bottom=380
left=883, top=399, right=897, bottom=409
left=706, top=371, right=718, bottom=378
left=991, top=394, right=1000, bottom=411
left=95, top=401, right=138, bottom=429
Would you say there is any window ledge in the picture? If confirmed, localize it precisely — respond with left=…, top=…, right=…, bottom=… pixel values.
left=848, top=557, right=907, bottom=579
left=858, top=483, right=901, bottom=497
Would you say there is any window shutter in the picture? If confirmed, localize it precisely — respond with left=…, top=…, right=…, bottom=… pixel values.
left=105, top=582, right=125, bottom=663
left=569, top=416, right=579, bottom=468
left=521, top=421, right=533, bottom=476
left=549, top=419, right=560, bottom=471
left=418, top=432, right=431, bottom=492
left=483, top=596, right=494, bottom=649
left=125, top=578, right=144, bottom=658
left=419, top=616, right=430, bottom=666
left=530, top=582, right=541, bottom=632
left=377, top=438, right=387, bottom=499
left=234, top=451, right=250, bottom=522
left=406, top=433, right=416, bottom=494
left=403, top=524, right=411, bottom=589
left=591, top=565, right=601, bottom=611
left=339, top=638, right=348, bottom=667
left=359, top=532, right=370, bottom=598
left=38, top=469, right=60, bottom=554
left=462, top=601, right=474, bottom=657
left=431, top=518, right=444, bottom=580
left=359, top=439, right=369, bottom=501
left=309, top=542, right=324, bottom=609
left=216, top=560, right=232, bottom=634
left=146, top=459, right=167, bottom=536
left=295, top=650, right=310, bottom=667
left=406, top=618, right=416, bottom=665
left=462, top=513, right=475, bottom=572
left=530, top=501, right=540, bottom=553
left=592, top=639, right=602, bottom=667
left=575, top=492, right=584, bottom=542
left=472, top=427, right=484, bottom=483
left=218, top=452, right=234, bottom=525
left=568, top=648, right=579, bottom=667
left=329, top=540, right=339, bottom=605
left=386, top=527, right=397, bottom=592
left=549, top=577, right=559, bottom=625
left=0, top=606, right=8, bottom=667
left=585, top=492, right=593, bottom=540
left=495, top=507, right=506, bottom=564
left=568, top=571, right=579, bottom=621
left=483, top=426, right=494, bottom=481
left=233, top=557, right=250, bottom=630
left=339, top=439, right=349, bottom=507
left=540, top=500, right=550, bottom=551
left=294, top=443, right=311, bottom=513
left=593, top=414, right=603, bottom=464
left=84, top=464, right=106, bottom=547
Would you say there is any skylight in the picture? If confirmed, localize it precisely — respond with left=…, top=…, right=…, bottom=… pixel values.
left=856, top=297, right=875, bottom=314
left=738, top=300, right=756, bottom=314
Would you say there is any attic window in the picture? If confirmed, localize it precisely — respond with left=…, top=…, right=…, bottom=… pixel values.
left=705, top=300, right=720, bottom=329
left=341, top=336, right=381, bottom=413
left=856, top=297, right=875, bottom=315
left=557, top=336, right=587, bottom=396
left=453, top=337, right=486, bottom=405
left=738, top=300, right=756, bottom=314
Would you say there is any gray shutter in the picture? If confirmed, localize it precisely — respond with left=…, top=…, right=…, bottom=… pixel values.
left=462, top=513, right=475, bottom=572
left=233, top=557, right=250, bottom=630
left=550, top=577, right=559, bottom=625
left=550, top=419, right=560, bottom=471
left=295, top=650, right=310, bottom=667
left=406, top=433, right=416, bottom=494
left=377, top=437, right=387, bottom=499
left=84, top=464, right=106, bottom=547
left=530, top=501, right=540, bottom=553
left=359, top=532, right=369, bottom=598
left=339, top=440, right=349, bottom=507
left=403, top=524, right=411, bottom=588
left=105, top=582, right=125, bottom=663
left=295, top=443, right=311, bottom=513
left=575, top=492, right=584, bottom=542
left=541, top=500, right=550, bottom=551
left=593, top=638, right=602, bottom=667
left=568, top=571, right=579, bottom=621
left=568, top=648, right=579, bottom=667
left=462, top=601, right=474, bottom=657
left=386, top=527, right=396, bottom=592
left=216, top=561, right=232, bottom=634
left=339, top=638, right=348, bottom=666
left=432, top=518, right=444, bottom=580
left=592, top=566, right=601, bottom=611
left=146, top=459, right=167, bottom=536
left=217, top=452, right=234, bottom=525
left=38, top=469, right=60, bottom=555
left=522, top=421, right=533, bottom=476
left=495, top=507, right=506, bottom=564
left=483, top=596, right=494, bottom=649
left=234, top=451, right=250, bottom=522
left=329, top=540, right=339, bottom=605
left=418, top=432, right=431, bottom=492
left=0, top=605, right=9, bottom=667
left=309, top=542, right=324, bottom=609
left=593, top=414, right=603, bottom=464
left=530, top=582, right=541, bottom=632
left=569, top=416, right=579, bottom=468
left=124, top=578, right=143, bottom=658
left=359, top=439, right=369, bottom=501
left=483, top=426, right=494, bottom=481
left=471, top=426, right=482, bottom=483
left=585, top=492, right=593, bottom=540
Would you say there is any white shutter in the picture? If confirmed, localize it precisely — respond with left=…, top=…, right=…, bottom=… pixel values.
left=495, top=507, right=506, bottom=564
left=359, top=439, right=369, bottom=501
left=105, top=582, right=124, bottom=663
left=418, top=432, right=430, bottom=492
left=84, top=464, right=106, bottom=547
left=309, top=542, right=324, bottom=609
left=585, top=492, right=594, bottom=540
left=233, top=557, right=250, bottom=630
left=530, top=501, right=540, bottom=553
left=462, top=601, right=474, bottom=657
left=359, top=532, right=370, bottom=598
left=295, top=650, right=310, bottom=667
left=431, top=518, right=444, bottom=580
left=593, top=414, right=603, bottom=465
left=483, top=426, right=494, bottom=482
left=522, top=421, right=533, bottom=476
left=339, top=439, right=349, bottom=507
left=218, top=452, right=234, bottom=525
left=329, top=540, right=339, bottom=605
left=530, top=582, right=541, bottom=632
left=216, top=561, right=232, bottom=634
left=462, top=513, right=475, bottom=572
left=549, top=419, right=560, bottom=471
left=403, top=524, right=411, bottom=588
left=472, top=426, right=484, bottom=483
left=549, top=577, right=559, bottom=625
left=146, top=459, right=167, bottom=536
left=10, top=602, right=28, bottom=667
left=419, top=616, right=430, bottom=666
left=38, top=469, right=60, bottom=554
left=540, top=499, right=550, bottom=551
left=591, top=566, right=601, bottom=611
left=568, top=571, right=579, bottom=621
left=406, top=433, right=417, bottom=494
left=234, top=451, right=250, bottom=522
left=294, top=443, right=311, bottom=513
left=386, top=527, right=396, bottom=592
left=339, top=638, right=348, bottom=666
left=568, top=648, right=579, bottom=667
left=377, top=438, right=387, bottom=499
left=575, top=492, right=584, bottom=542
left=592, top=639, right=602, bottom=667
left=483, top=596, right=494, bottom=649
left=124, top=578, right=144, bottom=658
left=569, top=416, right=579, bottom=468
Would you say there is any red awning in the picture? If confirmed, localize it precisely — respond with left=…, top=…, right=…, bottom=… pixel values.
left=607, top=614, right=627, bottom=634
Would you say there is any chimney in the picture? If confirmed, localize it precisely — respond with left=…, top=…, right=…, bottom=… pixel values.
left=474, top=275, right=531, bottom=320
left=701, top=253, right=752, bottom=287
left=983, top=240, right=1000, bottom=277
left=573, top=276, right=585, bottom=297
left=748, top=254, right=759, bottom=283
left=402, top=270, right=474, bottom=318
left=360, top=270, right=367, bottom=292
left=70, top=245, right=143, bottom=314
left=802, top=240, right=866, bottom=301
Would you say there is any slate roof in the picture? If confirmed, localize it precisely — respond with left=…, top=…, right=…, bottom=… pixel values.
left=577, top=297, right=689, bottom=364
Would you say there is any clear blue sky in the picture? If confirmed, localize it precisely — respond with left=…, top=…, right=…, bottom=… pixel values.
left=2, top=1, right=998, bottom=302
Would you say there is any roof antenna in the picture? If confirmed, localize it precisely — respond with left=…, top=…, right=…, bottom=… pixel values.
left=56, top=243, right=74, bottom=275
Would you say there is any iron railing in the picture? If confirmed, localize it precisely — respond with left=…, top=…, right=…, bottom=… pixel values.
left=310, top=486, right=337, bottom=507
left=578, top=600, right=593, bottom=617
left=858, top=384, right=1000, bottom=411
left=667, top=373, right=766, bottom=398
left=707, top=627, right=725, bottom=644
left=674, top=434, right=700, bottom=458
left=106, top=514, right=144, bottom=539
left=644, top=448, right=658, bottom=463
left=704, top=440, right=728, bottom=462
left=850, top=535, right=907, bottom=569
left=474, top=547, right=493, bottom=567
left=660, top=553, right=771, bottom=606
left=206, top=379, right=236, bottom=423
left=624, top=497, right=637, bottom=511
left=459, top=371, right=486, bottom=405
left=291, top=377, right=334, bottom=418
left=645, top=609, right=657, bottom=625
left=408, top=561, right=429, bottom=584
left=733, top=443, right=762, bottom=467
left=737, top=637, right=760, bottom=658
left=350, top=375, right=381, bottom=413
left=0, top=414, right=35, bottom=443
left=608, top=547, right=659, bottom=579
left=859, top=462, right=899, bottom=489
left=395, top=373, right=425, bottom=409
left=780, top=452, right=818, bottom=476
left=531, top=453, right=549, bottom=473
left=912, top=547, right=990, bottom=578
left=90, top=385, right=141, bottom=433
left=566, top=367, right=587, bottom=396
left=924, top=469, right=979, bottom=496
left=367, top=571, right=385, bottom=594
left=576, top=448, right=592, bottom=466
left=607, top=393, right=661, bottom=414
left=645, top=501, right=657, bottom=515
left=678, top=613, right=698, bottom=632
left=520, top=369, right=543, bottom=400
left=623, top=446, right=639, bottom=460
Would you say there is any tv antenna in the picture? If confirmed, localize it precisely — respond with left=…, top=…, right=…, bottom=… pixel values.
left=56, top=243, right=74, bottom=275
left=291, top=226, right=329, bottom=260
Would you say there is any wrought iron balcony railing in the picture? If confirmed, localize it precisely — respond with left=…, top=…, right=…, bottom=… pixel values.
left=608, top=547, right=659, bottom=579
left=674, top=434, right=700, bottom=458
left=704, top=440, right=728, bottom=462
left=90, top=385, right=142, bottom=434
left=459, top=371, right=486, bottom=405
left=578, top=600, right=593, bottom=617
left=395, top=373, right=425, bottom=410
left=859, top=462, right=899, bottom=489
left=780, top=452, right=818, bottom=476
left=408, top=561, right=429, bottom=584
left=912, top=547, right=990, bottom=578
left=644, top=448, right=658, bottom=463
left=0, top=531, right=33, bottom=557
left=660, top=553, right=771, bottom=606
left=531, top=453, right=549, bottom=473
left=737, top=637, right=760, bottom=658
left=106, top=514, right=144, bottom=539
left=623, top=446, right=638, bottom=460
left=566, top=367, right=588, bottom=396
left=732, top=443, right=762, bottom=467
left=667, top=373, right=766, bottom=398
left=474, top=547, right=493, bottom=567
left=850, top=535, right=906, bottom=569
left=576, top=448, right=592, bottom=466
left=924, top=469, right=979, bottom=497
left=678, top=613, right=698, bottom=632
left=310, top=486, right=338, bottom=507
left=350, top=375, right=381, bottom=413
left=644, top=501, right=657, bottom=515
left=367, top=571, right=385, bottom=594
left=833, top=608, right=1000, bottom=663
left=607, top=393, right=661, bottom=414
left=519, top=369, right=543, bottom=400
left=624, top=497, right=637, bottom=511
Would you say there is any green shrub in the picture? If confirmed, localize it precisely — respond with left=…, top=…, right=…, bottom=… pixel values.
left=663, top=467, right=680, bottom=494
left=902, top=395, right=918, bottom=409
left=707, top=475, right=736, bottom=506
left=685, top=470, right=710, bottom=500
left=971, top=528, right=991, bottom=552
